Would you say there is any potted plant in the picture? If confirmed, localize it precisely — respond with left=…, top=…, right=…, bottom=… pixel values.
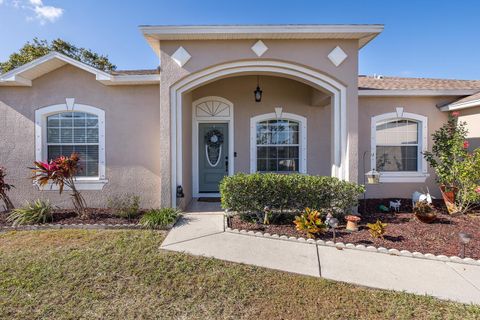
left=424, top=112, right=480, bottom=214
left=345, top=215, right=361, bottom=231
left=413, top=200, right=437, bottom=223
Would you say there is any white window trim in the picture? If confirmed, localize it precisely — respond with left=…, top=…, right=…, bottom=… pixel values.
left=35, top=102, right=107, bottom=191
left=250, top=112, right=307, bottom=174
left=371, top=110, right=429, bottom=183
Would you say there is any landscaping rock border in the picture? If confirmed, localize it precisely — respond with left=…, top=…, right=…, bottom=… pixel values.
left=225, top=227, right=480, bottom=267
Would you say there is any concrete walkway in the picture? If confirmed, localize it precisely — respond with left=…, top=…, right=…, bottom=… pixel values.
left=161, top=201, right=480, bottom=305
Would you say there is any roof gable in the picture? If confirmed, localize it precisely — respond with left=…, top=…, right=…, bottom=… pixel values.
left=0, top=52, right=159, bottom=86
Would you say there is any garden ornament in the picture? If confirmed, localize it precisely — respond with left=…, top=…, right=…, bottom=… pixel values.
left=389, top=200, right=401, bottom=212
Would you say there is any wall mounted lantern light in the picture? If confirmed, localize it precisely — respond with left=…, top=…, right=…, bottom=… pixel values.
left=254, top=75, right=262, bottom=102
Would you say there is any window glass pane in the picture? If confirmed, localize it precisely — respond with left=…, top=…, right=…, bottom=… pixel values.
left=255, top=119, right=301, bottom=173
left=46, top=112, right=100, bottom=177
left=376, top=146, right=418, bottom=171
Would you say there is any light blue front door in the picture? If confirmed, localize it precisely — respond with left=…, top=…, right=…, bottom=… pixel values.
left=198, top=123, right=229, bottom=193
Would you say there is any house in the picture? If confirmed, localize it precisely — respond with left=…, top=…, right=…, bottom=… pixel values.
left=1, top=24, right=480, bottom=209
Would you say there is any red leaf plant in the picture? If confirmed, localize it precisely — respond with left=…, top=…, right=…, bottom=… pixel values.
left=0, top=167, right=15, bottom=212
left=31, top=153, right=88, bottom=218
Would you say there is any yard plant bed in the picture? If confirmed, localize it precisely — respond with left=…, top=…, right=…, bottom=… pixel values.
left=0, top=208, right=143, bottom=227
left=1, top=230, right=479, bottom=319
left=231, top=199, right=480, bottom=259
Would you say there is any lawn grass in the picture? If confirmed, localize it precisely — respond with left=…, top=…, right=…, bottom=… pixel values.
left=0, top=230, right=479, bottom=319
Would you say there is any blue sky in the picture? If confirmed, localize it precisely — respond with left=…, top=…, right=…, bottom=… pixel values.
left=0, top=0, right=479, bottom=79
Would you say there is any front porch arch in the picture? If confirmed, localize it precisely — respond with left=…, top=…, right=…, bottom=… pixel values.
left=169, top=60, right=348, bottom=206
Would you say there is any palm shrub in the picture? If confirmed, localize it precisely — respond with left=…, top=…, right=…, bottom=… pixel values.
left=7, top=199, right=53, bottom=226
left=31, top=153, right=88, bottom=218
left=108, top=194, right=141, bottom=220
left=140, top=208, right=180, bottom=229
left=424, top=112, right=480, bottom=214
left=0, top=167, right=14, bottom=212
left=220, top=173, right=365, bottom=219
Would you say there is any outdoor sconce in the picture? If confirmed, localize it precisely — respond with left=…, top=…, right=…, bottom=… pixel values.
left=254, top=75, right=262, bottom=102
left=176, top=185, right=184, bottom=198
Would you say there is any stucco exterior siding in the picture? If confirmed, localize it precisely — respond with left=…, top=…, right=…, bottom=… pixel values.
left=191, top=75, right=332, bottom=176
left=458, top=106, right=480, bottom=150
left=358, top=96, right=452, bottom=198
left=0, top=65, right=161, bottom=208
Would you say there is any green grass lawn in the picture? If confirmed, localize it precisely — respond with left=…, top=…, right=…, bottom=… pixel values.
left=0, top=230, right=479, bottom=319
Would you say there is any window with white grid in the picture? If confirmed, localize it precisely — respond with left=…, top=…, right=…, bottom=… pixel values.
left=46, top=112, right=99, bottom=177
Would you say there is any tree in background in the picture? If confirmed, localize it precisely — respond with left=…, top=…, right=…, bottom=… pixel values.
left=0, top=38, right=116, bottom=73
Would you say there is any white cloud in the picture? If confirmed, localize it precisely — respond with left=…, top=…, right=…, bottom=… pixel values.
left=2, top=0, right=64, bottom=24
left=33, top=4, right=63, bottom=23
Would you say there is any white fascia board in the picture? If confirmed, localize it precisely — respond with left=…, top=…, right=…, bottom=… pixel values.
left=359, top=89, right=478, bottom=97
left=100, top=74, right=160, bottom=85
left=439, top=99, right=480, bottom=111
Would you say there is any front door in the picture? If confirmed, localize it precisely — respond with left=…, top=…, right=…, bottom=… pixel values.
left=198, top=123, right=229, bottom=193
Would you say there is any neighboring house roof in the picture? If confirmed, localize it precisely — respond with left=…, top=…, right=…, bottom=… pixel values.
left=141, top=24, right=385, bottom=55
left=109, top=69, right=159, bottom=76
left=358, top=75, right=480, bottom=96
left=0, top=52, right=160, bottom=86
left=440, top=91, right=480, bottom=111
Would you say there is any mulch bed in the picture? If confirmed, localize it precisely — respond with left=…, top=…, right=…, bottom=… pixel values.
left=231, top=199, right=480, bottom=260
left=0, top=208, right=143, bottom=227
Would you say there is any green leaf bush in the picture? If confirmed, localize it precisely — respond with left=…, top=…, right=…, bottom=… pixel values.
left=107, top=194, right=141, bottom=220
left=140, top=208, right=180, bottom=229
left=7, top=199, right=53, bottom=226
left=220, top=173, right=365, bottom=217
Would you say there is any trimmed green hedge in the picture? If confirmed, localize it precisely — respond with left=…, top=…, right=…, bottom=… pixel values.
left=220, top=173, right=365, bottom=216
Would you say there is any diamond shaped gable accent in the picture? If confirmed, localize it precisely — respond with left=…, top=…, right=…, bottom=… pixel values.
left=171, top=46, right=191, bottom=67
left=251, top=40, right=268, bottom=57
left=328, top=46, right=348, bottom=67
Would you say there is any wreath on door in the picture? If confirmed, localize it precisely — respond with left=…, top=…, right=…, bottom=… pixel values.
left=204, top=129, right=224, bottom=148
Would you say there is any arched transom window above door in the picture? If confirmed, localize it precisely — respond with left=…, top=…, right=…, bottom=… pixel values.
left=250, top=112, right=307, bottom=174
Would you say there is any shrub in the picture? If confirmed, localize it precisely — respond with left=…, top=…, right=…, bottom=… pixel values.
left=424, top=112, right=480, bottom=214
left=0, top=167, right=14, bottom=212
left=7, top=199, right=53, bottom=226
left=220, top=173, right=365, bottom=217
left=367, top=220, right=387, bottom=239
left=140, top=208, right=180, bottom=229
left=293, top=208, right=328, bottom=238
left=31, top=153, right=87, bottom=218
left=108, top=194, right=141, bottom=220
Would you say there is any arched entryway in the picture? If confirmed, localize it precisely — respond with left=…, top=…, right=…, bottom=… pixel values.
left=170, top=60, right=348, bottom=207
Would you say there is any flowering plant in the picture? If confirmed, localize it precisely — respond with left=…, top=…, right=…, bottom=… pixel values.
left=424, top=112, right=480, bottom=214
left=0, top=167, right=15, bottom=211
left=31, top=153, right=87, bottom=218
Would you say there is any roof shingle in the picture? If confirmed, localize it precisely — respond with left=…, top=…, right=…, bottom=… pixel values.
left=358, top=75, right=480, bottom=91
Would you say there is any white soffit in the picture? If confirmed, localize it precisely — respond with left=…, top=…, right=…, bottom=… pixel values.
left=171, top=46, right=191, bottom=67
left=140, top=24, right=385, bottom=55
left=328, top=46, right=348, bottom=67
left=251, top=40, right=268, bottom=57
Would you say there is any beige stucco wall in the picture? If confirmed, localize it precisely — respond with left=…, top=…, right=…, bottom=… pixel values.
left=358, top=96, right=453, bottom=198
left=159, top=39, right=360, bottom=206
left=458, top=106, right=480, bottom=150
left=191, top=75, right=331, bottom=177
left=0, top=65, right=161, bottom=209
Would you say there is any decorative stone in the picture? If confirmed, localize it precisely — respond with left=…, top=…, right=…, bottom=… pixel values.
left=240, top=230, right=247, bottom=234
left=171, top=46, right=191, bottom=67
left=251, top=40, right=268, bottom=57
left=226, top=227, right=232, bottom=232
left=247, top=230, right=255, bottom=235
left=263, top=233, right=271, bottom=237
left=271, top=234, right=279, bottom=238
left=280, top=235, right=288, bottom=240
left=316, top=239, right=325, bottom=245
left=297, top=238, right=306, bottom=243
left=449, top=256, right=463, bottom=263
left=327, top=46, right=348, bottom=67
left=377, top=247, right=388, bottom=253
left=325, top=241, right=335, bottom=246
left=462, top=258, right=477, bottom=265
left=412, top=252, right=424, bottom=259
left=306, top=239, right=316, bottom=244
left=335, top=242, right=346, bottom=248
left=400, top=250, right=413, bottom=257
left=436, top=255, right=449, bottom=261
left=355, top=244, right=366, bottom=250
left=345, top=243, right=356, bottom=249
left=366, top=246, right=377, bottom=252
left=424, top=253, right=436, bottom=260
left=232, top=229, right=239, bottom=233
left=254, top=232, right=263, bottom=237
left=388, top=249, right=400, bottom=255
